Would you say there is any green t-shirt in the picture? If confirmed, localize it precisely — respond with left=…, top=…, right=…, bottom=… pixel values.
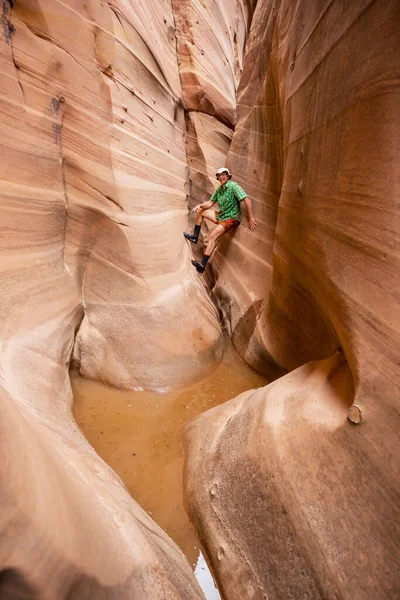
left=210, top=180, right=248, bottom=222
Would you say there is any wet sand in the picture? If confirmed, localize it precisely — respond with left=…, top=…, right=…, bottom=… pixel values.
left=72, top=338, right=267, bottom=596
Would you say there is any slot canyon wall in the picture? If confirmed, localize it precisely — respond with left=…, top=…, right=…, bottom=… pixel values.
left=0, top=0, right=252, bottom=596
left=184, top=0, right=400, bottom=599
left=0, top=0, right=399, bottom=599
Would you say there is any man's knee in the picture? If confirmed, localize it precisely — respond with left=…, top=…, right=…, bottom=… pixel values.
left=214, top=225, right=225, bottom=239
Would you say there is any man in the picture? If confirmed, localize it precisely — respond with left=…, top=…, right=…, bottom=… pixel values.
left=184, top=167, right=257, bottom=273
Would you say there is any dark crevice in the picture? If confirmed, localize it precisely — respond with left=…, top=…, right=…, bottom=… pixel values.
left=0, top=568, right=39, bottom=600
left=105, top=194, right=125, bottom=211
left=187, top=107, right=235, bottom=132
left=2, top=0, right=25, bottom=101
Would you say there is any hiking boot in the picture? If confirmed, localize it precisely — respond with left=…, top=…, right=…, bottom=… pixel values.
left=191, top=259, right=205, bottom=273
left=191, top=254, right=210, bottom=274
left=183, top=224, right=201, bottom=244
left=184, top=232, right=198, bottom=244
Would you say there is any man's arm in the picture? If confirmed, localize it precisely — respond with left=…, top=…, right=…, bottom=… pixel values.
left=243, top=197, right=257, bottom=231
left=191, top=199, right=215, bottom=213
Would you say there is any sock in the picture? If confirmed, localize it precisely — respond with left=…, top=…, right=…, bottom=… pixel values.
left=194, top=224, right=201, bottom=238
left=201, top=254, right=210, bottom=268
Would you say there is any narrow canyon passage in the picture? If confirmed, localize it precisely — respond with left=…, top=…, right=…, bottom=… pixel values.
left=72, top=338, right=267, bottom=595
left=1, top=0, right=398, bottom=597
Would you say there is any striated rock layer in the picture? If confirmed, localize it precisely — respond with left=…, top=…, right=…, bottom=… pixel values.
left=185, top=352, right=399, bottom=599
left=212, top=0, right=400, bottom=389
left=172, top=0, right=256, bottom=128
left=59, top=0, right=222, bottom=390
left=2, top=0, right=223, bottom=395
left=0, top=0, right=238, bottom=596
left=1, top=0, right=399, bottom=597
left=184, top=0, right=400, bottom=598
left=174, top=0, right=255, bottom=257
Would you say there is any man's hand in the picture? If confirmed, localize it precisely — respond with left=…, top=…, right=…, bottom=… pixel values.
left=248, top=217, right=257, bottom=231
left=243, top=198, right=256, bottom=231
left=191, top=204, right=203, bottom=214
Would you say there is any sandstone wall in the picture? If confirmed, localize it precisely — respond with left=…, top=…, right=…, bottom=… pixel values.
left=3, top=0, right=223, bottom=395
left=213, top=0, right=400, bottom=392
left=60, top=0, right=222, bottom=391
left=173, top=0, right=255, bottom=256
left=173, top=0, right=255, bottom=128
left=2, top=0, right=399, bottom=596
left=0, top=0, right=231, bottom=595
left=184, top=0, right=400, bottom=597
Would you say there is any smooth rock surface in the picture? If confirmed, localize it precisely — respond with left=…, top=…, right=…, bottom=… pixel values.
left=173, top=0, right=255, bottom=128
left=1, top=0, right=399, bottom=597
left=184, top=353, right=399, bottom=599
left=184, top=0, right=400, bottom=598
left=4, top=0, right=223, bottom=393
left=0, top=0, right=229, bottom=596
left=212, top=0, right=400, bottom=390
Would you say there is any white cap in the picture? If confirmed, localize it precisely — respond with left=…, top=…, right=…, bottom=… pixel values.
left=215, top=167, right=232, bottom=179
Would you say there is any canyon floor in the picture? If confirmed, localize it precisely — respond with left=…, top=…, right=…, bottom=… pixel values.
left=72, top=337, right=267, bottom=598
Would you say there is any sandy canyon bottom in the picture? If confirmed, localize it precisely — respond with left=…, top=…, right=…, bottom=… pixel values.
left=72, top=338, right=267, bottom=598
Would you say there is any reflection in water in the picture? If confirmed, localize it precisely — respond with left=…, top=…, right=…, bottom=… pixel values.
left=195, top=551, right=221, bottom=600
left=72, top=338, right=267, bottom=597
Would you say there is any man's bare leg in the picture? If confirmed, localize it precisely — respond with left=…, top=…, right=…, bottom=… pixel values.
left=204, top=224, right=225, bottom=255
left=191, top=224, right=226, bottom=273
left=197, top=208, right=218, bottom=226
left=209, top=239, right=221, bottom=262
left=184, top=208, right=218, bottom=244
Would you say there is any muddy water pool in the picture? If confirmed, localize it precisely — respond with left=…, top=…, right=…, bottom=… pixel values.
left=72, top=339, right=267, bottom=597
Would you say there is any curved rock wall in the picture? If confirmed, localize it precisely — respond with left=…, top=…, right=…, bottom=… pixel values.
left=213, top=0, right=400, bottom=394
left=1, top=0, right=399, bottom=597
left=185, top=352, right=399, bottom=599
left=0, top=0, right=235, bottom=595
left=61, top=0, right=222, bottom=390
left=2, top=0, right=222, bottom=395
left=173, top=0, right=255, bottom=128
left=174, top=0, right=255, bottom=254
left=184, top=0, right=400, bottom=597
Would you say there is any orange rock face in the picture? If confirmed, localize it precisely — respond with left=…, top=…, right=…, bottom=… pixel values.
left=3, top=0, right=222, bottom=395
left=184, top=0, right=400, bottom=597
left=0, top=0, right=225, bottom=596
left=173, top=0, right=255, bottom=128
left=212, top=0, right=400, bottom=390
left=1, top=0, right=399, bottom=597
